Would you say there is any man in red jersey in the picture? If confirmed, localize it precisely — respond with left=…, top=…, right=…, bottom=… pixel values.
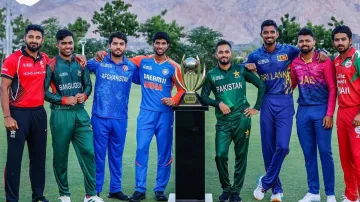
left=1, top=24, right=49, bottom=202
left=332, top=25, right=360, bottom=202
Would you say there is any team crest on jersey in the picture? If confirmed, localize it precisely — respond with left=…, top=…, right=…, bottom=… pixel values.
left=355, top=126, right=360, bottom=138
left=257, top=59, right=269, bottom=64
left=162, top=69, right=169, bottom=75
left=122, top=65, right=128, bottom=72
left=277, top=54, right=288, bottom=61
left=78, top=70, right=82, bottom=76
left=233, top=70, right=240, bottom=78
left=344, top=60, right=352, bottom=68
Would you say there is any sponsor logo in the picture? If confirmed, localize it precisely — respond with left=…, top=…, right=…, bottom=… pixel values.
left=162, top=69, right=169, bottom=75
left=257, top=59, right=269, bottom=65
left=2, top=68, right=8, bottom=72
left=294, top=65, right=302, bottom=69
left=143, top=65, right=152, bottom=70
left=23, top=71, right=46, bottom=76
left=277, top=54, right=288, bottom=61
left=100, top=63, right=113, bottom=68
left=59, top=72, right=68, bottom=77
left=144, top=74, right=167, bottom=84
left=355, top=126, right=360, bottom=138
left=214, top=75, right=224, bottom=81
left=10, top=130, right=16, bottom=138
left=40, top=60, right=45, bottom=68
left=23, top=63, right=33, bottom=68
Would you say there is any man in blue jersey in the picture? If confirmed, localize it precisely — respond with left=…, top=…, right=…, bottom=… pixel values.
left=95, top=32, right=184, bottom=202
left=245, top=20, right=327, bottom=202
left=87, top=32, right=138, bottom=200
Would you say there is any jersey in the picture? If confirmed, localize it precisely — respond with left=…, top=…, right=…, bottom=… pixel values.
left=1, top=47, right=49, bottom=108
left=291, top=51, right=336, bottom=116
left=130, top=55, right=184, bottom=113
left=44, top=55, right=92, bottom=109
left=87, top=55, right=138, bottom=119
left=200, top=64, right=265, bottom=121
left=245, top=43, right=299, bottom=95
left=334, top=47, right=360, bottom=107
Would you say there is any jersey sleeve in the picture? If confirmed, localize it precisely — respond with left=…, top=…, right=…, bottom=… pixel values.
left=169, top=61, right=185, bottom=105
left=323, top=59, right=336, bottom=117
left=243, top=69, right=265, bottom=110
left=132, top=66, right=140, bottom=85
left=200, top=72, right=220, bottom=107
left=290, top=61, right=298, bottom=89
left=82, top=64, right=92, bottom=100
left=44, top=64, right=64, bottom=104
left=87, top=58, right=99, bottom=73
left=129, top=55, right=152, bottom=68
left=242, top=52, right=256, bottom=65
left=288, top=45, right=300, bottom=60
left=1, top=55, right=17, bottom=80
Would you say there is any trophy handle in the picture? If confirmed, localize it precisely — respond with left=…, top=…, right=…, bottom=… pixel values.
left=194, top=62, right=206, bottom=92
left=176, top=55, right=188, bottom=91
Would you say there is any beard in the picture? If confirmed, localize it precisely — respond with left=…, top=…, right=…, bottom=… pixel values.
left=300, top=46, right=313, bottom=54
left=111, top=50, right=124, bottom=58
left=336, top=44, right=350, bottom=53
left=218, top=58, right=231, bottom=65
left=154, top=48, right=167, bottom=56
left=263, top=37, right=276, bottom=46
left=26, top=43, right=41, bottom=52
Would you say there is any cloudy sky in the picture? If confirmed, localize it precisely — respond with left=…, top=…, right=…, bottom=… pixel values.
left=16, top=0, right=40, bottom=6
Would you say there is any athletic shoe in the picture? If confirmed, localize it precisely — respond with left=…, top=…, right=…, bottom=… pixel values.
left=298, top=193, right=321, bottom=202
left=341, top=196, right=359, bottom=202
left=253, top=176, right=265, bottom=200
left=230, top=192, right=242, bottom=202
left=107, top=191, right=130, bottom=200
left=129, top=191, right=146, bottom=202
left=218, top=191, right=230, bottom=202
left=83, top=195, right=104, bottom=202
left=270, top=193, right=283, bottom=202
left=58, top=196, right=71, bottom=202
left=327, top=195, right=337, bottom=202
left=154, top=191, right=168, bottom=201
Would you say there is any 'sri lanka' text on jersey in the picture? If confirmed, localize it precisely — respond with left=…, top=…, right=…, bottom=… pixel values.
left=245, top=44, right=300, bottom=95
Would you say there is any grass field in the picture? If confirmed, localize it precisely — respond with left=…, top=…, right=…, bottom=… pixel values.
left=0, top=76, right=345, bottom=202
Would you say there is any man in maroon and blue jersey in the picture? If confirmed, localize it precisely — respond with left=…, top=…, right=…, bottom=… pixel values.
left=291, top=28, right=337, bottom=202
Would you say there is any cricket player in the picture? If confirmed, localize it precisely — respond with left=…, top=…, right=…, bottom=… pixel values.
left=1, top=24, right=49, bottom=202
left=332, top=25, right=360, bottom=202
left=290, top=28, right=337, bottom=202
left=201, top=40, right=266, bottom=202
left=44, top=29, right=103, bottom=202
left=87, top=32, right=137, bottom=200
left=245, top=20, right=327, bottom=201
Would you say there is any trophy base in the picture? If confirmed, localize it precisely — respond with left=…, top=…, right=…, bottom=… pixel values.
left=178, top=92, right=203, bottom=107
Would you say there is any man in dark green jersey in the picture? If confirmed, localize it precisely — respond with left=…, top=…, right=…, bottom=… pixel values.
left=201, top=40, right=266, bottom=202
left=44, top=29, right=103, bottom=202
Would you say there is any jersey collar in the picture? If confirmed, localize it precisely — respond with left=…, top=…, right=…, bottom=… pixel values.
left=261, top=43, right=280, bottom=53
left=21, top=46, right=43, bottom=61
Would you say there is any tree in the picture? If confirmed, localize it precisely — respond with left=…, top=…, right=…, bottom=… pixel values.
left=11, top=14, right=31, bottom=50
left=186, top=26, right=223, bottom=69
left=139, top=10, right=185, bottom=61
left=328, top=16, right=344, bottom=27
left=305, top=22, right=336, bottom=54
left=41, top=17, right=61, bottom=57
left=277, top=13, right=300, bottom=45
left=68, top=17, right=90, bottom=54
left=92, top=0, right=139, bottom=38
left=0, top=8, right=5, bottom=40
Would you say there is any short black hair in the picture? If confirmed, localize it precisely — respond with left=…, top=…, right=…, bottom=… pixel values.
left=298, top=28, right=314, bottom=38
left=261, top=19, right=278, bottom=32
left=25, top=24, right=44, bottom=36
left=216, top=40, right=232, bottom=50
left=152, top=32, right=171, bottom=44
left=56, top=29, right=74, bottom=42
left=331, top=25, right=352, bottom=40
left=109, top=32, right=127, bottom=44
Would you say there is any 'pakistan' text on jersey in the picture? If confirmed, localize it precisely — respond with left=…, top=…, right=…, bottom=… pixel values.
left=334, top=47, right=360, bottom=107
left=130, top=55, right=184, bottom=112
left=200, top=64, right=265, bottom=121
left=44, top=55, right=92, bottom=108
left=87, top=55, right=138, bottom=119
left=245, top=44, right=299, bottom=95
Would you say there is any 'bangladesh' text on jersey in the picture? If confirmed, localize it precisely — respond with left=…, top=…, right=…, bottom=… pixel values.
left=334, top=47, right=360, bottom=107
left=245, top=44, right=300, bottom=95
left=87, top=55, right=138, bottom=119
left=130, top=55, right=184, bottom=113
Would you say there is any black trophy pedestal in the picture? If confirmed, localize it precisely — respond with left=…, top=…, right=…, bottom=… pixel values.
left=173, top=105, right=209, bottom=201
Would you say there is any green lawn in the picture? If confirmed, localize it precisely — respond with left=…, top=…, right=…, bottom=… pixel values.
left=0, top=77, right=345, bottom=201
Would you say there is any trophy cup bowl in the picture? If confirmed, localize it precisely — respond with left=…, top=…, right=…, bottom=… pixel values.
left=175, top=55, right=206, bottom=106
